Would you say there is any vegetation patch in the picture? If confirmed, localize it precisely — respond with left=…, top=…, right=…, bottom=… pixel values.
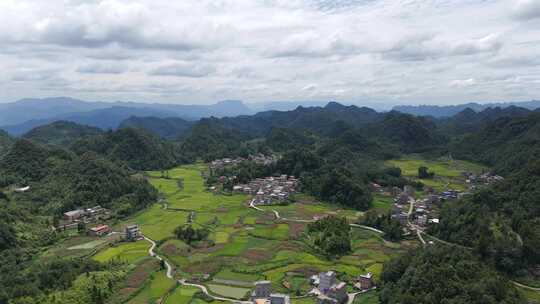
left=206, top=283, right=250, bottom=299
left=93, top=241, right=150, bottom=264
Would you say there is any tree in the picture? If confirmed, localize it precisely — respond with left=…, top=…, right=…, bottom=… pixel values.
left=306, top=216, right=351, bottom=257
left=418, top=166, right=434, bottom=179
left=174, top=225, right=209, bottom=245
left=380, top=246, right=526, bottom=304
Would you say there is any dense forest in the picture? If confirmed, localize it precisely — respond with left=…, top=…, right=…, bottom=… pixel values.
left=22, top=120, right=102, bottom=146
left=71, top=127, right=184, bottom=170
left=430, top=160, right=540, bottom=275
left=119, top=116, right=194, bottom=140
left=379, top=246, right=526, bottom=304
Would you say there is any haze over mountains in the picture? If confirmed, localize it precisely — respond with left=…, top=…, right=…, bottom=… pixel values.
left=394, top=100, right=540, bottom=117
left=1, top=97, right=540, bottom=135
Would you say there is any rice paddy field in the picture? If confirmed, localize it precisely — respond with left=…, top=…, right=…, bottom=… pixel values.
left=88, top=163, right=413, bottom=303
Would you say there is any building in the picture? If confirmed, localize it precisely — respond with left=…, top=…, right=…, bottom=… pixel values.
left=392, top=212, right=409, bottom=225
left=319, top=271, right=337, bottom=293
left=270, top=293, right=290, bottom=304
left=327, top=282, right=347, bottom=304
left=64, top=209, right=85, bottom=222
left=88, top=225, right=110, bottom=237
left=426, top=194, right=440, bottom=205
left=396, top=193, right=410, bottom=205
left=125, top=224, right=141, bottom=241
left=390, top=186, right=402, bottom=196
left=403, top=185, right=415, bottom=198
left=86, top=205, right=106, bottom=217
left=416, top=215, right=428, bottom=226
left=357, top=272, right=374, bottom=290
left=252, top=281, right=272, bottom=299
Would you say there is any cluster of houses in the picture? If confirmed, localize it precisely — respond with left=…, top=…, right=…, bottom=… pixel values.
left=60, top=205, right=142, bottom=241
left=251, top=281, right=290, bottom=304
left=63, top=205, right=111, bottom=223
left=233, top=175, right=299, bottom=205
left=464, top=172, right=504, bottom=189
left=251, top=270, right=375, bottom=304
left=310, top=270, right=376, bottom=304
left=389, top=185, right=442, bottom=228
left=209, top=154, right=278, bottom=171
left=57, top=205, right=112, bottom=232
left=313, top=271, right=348, bottom=304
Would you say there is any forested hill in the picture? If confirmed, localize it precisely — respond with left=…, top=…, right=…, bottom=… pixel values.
left=430, top=159, right=540, bottom=276
left=450, top=111, right=540, bottom=174
left=119, top=116, right=194, bottom=139
left=22, top=120, right=103, bottom=146
left=71, top=127, right=184, bottom=170
left=180, top=103, right=443, bottom=160
left=0, top=138, right=158, bottom=303
left=216, top=102, right=383, bottom=137
left=380, top=246, right=525, bottom=304
left=437, top=106, right=532, bottom=136
left=0, top=130, right=13, bottom=156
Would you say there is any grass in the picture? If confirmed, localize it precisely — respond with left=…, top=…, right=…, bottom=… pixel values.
left=164, top=285, right=199, bottom=304
left=354, top=292, right=380, bottom=304
left=214, top=269, right=261, bottom=283
left=207, top=284, right=250, bottom=299
left=68, top=238, right=108, bottom=250
left=93, top=240, right=150, bottom=264
left=516, top=286, right=540, bottom=303
left=248, top=224, right=290, bottom=240
left=371, top=195, right=393, bottom=213
left=386, top=156, right=486, bottom=192
left=121, top=164, right=248, bottom=241
left=127, top=270, right=176, bottom=304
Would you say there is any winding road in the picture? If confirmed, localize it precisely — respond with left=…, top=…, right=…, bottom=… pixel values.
left=249, top=199, right=385, bottom=234
left=144, top=236, right=252, bottom=303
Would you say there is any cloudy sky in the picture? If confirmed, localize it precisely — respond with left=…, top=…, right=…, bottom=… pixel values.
left=0, top=0, right=539, bottom=105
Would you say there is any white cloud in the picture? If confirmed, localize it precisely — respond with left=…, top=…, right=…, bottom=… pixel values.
left=513, top=0, right=540, bottom=20
left=149, top=62, right=215, bottom=78
left=77, top=62, right=128, bottom=74
left=0, top=0, right=538, bottom=104
left=450, top=78, right=477, bottom=88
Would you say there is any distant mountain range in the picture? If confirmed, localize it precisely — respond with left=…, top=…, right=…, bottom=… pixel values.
left=1, top=96, right=539, bottom=135
left=393, top=100, right=540, bottom=117
left=0, top=97, right=253, bottom=135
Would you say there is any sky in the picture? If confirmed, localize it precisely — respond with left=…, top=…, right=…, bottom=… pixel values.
left=0, top=0, right=539, bottom=105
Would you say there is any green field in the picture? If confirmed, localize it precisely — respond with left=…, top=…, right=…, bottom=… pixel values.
left=386, top=156, right=486, bottom=192
left=127, top=271, right=176, bottom=304
left=93, top=240, right=150, bottom=264
left=207, top=284, right=251, bottom=299
left=354, top=291, right=380, bottom=304
left=95, top=164, right=411, bottom=303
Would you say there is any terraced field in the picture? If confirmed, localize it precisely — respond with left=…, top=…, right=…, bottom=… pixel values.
left=99, top=163, right=408, bottom=303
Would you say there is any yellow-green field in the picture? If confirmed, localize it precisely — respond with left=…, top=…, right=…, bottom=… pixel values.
left=93, top=240, right=150, bottom=264
left=386, top=156, right=487, bottom=191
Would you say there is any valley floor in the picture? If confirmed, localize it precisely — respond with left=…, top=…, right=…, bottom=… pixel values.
left=92, top=163, right=412, bottom=303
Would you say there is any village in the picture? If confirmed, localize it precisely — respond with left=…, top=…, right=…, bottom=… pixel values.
left=209, top=154, right=279, bottom=171
left=250, top=270, right=376, bottom=304
left=371, top=170, right=505, bottom=234
left=39, top=160, right=508, bottom=304
left=233, top=174, right=299, bottom=205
